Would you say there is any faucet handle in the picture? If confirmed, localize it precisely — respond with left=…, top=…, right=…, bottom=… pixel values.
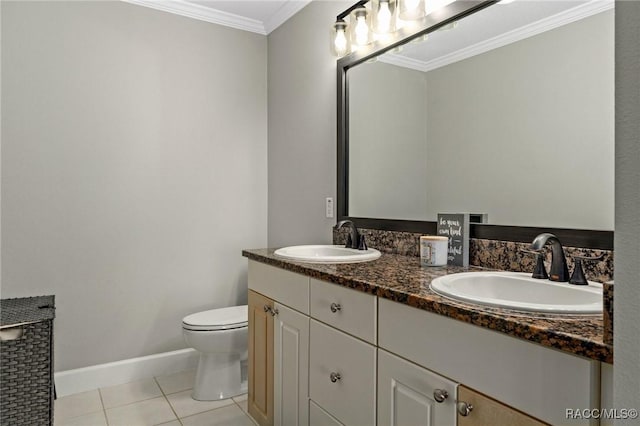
left=522, top=249, right=548, bottom=280
left=569, top=254, right=604, bottom=285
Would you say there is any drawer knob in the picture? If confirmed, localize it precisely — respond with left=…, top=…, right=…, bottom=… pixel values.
left=433, top=389, right=448, bottom=403
left=457, top=401, right=474, bottom=417
left=329, top=372, right=341, bottom=383
left=330, top=303, right=342, bottom=313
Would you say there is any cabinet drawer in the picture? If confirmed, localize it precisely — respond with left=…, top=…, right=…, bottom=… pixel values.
left=309, top=320, right=376, bottom=426
left=249, top=261, right=309, bottom=314
left=310, top=278, right=376, bottom=344
left=309, top=400, right=344, bottom=426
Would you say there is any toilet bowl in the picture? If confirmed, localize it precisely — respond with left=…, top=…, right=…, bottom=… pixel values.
left=182, top=305, right=248, bottom=401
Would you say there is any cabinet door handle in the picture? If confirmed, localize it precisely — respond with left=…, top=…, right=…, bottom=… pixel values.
left=433, top=389, right=448, bottom=403
left=330, top=303, right=342, bottom=313
left=457, top=401, right=474, bottom=417
left=329, top=372, right=341, bottom=383
left=270, top=307, right=279, bottom=317
left=263, top=305, right=272, bottom=314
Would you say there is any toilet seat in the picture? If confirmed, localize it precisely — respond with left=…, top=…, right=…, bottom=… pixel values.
left=182, top=305, right=248, bottom=331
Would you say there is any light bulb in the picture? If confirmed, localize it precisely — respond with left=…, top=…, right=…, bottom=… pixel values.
left=334, top=29, right=348, bottom=55
left=400, top=0, right=424, bottom=20
left=330, top=21, right=350, bottom=57
left=355, top=16, right=369, bottom=46
left=405, top=0, right=420, bottom=14
left=377, top=2, right=392, bottom=33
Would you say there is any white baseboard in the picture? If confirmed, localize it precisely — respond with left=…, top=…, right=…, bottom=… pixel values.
left=54, top=348, right=199, bottom=397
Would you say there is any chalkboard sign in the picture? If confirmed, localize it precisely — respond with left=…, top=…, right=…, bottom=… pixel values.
left=437, top=213, right=470, bottom=267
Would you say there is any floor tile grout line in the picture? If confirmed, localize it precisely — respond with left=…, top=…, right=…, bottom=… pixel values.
left=155, top=370, right=197, bottom=397
left=154, top=376, right=182, bottom=424
left=97, top=388, right=110, bottom=426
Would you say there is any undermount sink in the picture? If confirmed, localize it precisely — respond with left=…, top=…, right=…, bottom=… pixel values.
left=430, top=271, right=603, bottom=314
left=274, top=245, right=381, bottom=264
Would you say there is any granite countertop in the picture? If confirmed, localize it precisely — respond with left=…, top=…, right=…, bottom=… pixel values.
left=242, top=248, right=613, bottom=364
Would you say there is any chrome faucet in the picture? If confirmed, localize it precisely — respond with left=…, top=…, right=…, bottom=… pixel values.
left=530, top=233, right=569, bottom=282
left=334, top=220, right=366, bottom=250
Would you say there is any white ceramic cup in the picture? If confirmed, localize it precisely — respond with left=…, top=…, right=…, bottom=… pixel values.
left=420, top=236, right=448, bottom=267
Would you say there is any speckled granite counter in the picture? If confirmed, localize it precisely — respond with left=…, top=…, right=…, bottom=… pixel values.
left=243, top=248, right=613, bottom=364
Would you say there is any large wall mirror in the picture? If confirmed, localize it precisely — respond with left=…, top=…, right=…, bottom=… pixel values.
left=337, top=0, right=614, bottom=248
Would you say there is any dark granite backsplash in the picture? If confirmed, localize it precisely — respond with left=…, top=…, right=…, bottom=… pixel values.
left=333, top=227, right=614, bottom=283
left=334, top=226, right=615, bottom=345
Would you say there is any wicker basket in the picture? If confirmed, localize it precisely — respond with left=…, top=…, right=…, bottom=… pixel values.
left=1, top=296, right=55, bottom=426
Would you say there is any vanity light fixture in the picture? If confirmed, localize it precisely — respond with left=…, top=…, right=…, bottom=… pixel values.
left=330, top=0, right=461, bottom=57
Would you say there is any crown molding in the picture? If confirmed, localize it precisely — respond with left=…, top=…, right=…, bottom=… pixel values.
left=378, top=52, right=431, bottom=72
left=264, top=0, right=312, bottom=34
left=122, top=0, right=267, bottom=35
left=380, top=0, right=614, bottom=73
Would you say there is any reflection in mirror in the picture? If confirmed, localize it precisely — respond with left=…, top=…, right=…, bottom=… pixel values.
left=347, top=1, right=614, bottom=230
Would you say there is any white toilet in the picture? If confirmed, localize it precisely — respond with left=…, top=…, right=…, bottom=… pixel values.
left=182, top=305, right=248, bottom=401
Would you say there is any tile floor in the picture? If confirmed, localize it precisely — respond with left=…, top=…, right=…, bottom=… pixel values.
left=54, top=370, right=256, bottom=426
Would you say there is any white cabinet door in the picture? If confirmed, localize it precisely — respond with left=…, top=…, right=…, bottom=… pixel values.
left=274, top=303, right=309, bottom=426
left=378, top=349, right=457, bottom=426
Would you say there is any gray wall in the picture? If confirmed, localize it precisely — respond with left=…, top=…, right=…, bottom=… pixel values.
left=349, top=62, right=428, bottom=220
left=614, top=0, right=640, bottom=417
left=1, top=1, right=267, bottom=371
left=425, top=10, right=613, bottom=230
left=267, top=0, right=351, bottom=247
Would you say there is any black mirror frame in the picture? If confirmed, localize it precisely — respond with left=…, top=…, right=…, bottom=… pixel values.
left=336, top=0, right=613, bottom=250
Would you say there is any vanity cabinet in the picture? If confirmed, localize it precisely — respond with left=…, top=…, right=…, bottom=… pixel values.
left=247, top=260, right=602, bottom=426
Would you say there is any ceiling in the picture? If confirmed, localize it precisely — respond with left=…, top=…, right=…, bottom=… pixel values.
left=122, top=0, right=312, bottom=35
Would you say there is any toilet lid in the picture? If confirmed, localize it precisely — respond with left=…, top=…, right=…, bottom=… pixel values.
left=182, top=305, right=248, bottom=331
